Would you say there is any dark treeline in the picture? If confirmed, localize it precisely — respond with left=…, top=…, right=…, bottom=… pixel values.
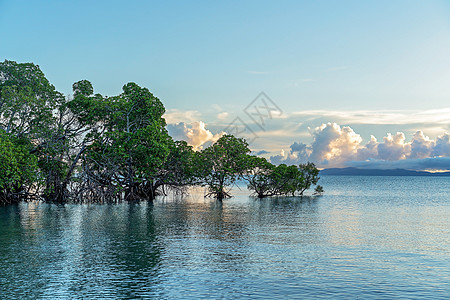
left=0, top=60, right=323, bottom=204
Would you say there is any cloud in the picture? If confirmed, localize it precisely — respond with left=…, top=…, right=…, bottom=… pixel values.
left=164, top=109, right=202, bottom=124
left=409, top=131, right=435, bottom=159
left=376, top=132, right=410, bottom=161
left=289, top=108, right=450, bottom=126
left=217, top=112, right=229, bottom=120
left=163, top=108, right=450, bottom=153
left=270, top=122, right=450, bottom=171
left=308, top=123, right=362, bottom=165
left=163, top=108, right=450, bottom=169
left=356, top=135, right=378, bottom=160
left=433, top=133, right=450, bottom=157
left=211, top=104, right=223, bottom=111
left=256, top=150, right=270, bottom=155
left=167, top=121, right=224, bottom=151
left=166, top=108, right=450, bottom=129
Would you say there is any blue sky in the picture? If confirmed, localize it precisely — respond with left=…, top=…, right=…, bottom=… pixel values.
left=1, top=0, right=450, bottom=169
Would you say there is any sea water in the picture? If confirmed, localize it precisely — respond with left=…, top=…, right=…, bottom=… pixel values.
left=0, top=176, right=449, bottom=299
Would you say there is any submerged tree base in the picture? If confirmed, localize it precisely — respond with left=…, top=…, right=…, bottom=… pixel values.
left=204, top=190, right=232, bottom=201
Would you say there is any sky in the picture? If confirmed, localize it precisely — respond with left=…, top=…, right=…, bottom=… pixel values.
left=1, top=0, right=450, bottom=170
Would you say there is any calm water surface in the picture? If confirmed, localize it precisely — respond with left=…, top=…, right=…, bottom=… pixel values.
left=0, top=176, right=449, bottom=299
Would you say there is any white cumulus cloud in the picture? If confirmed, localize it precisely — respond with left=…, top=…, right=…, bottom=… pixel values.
left=432, top=133, right=450, bottom=157
left=270, top=122, right=450, bottom=171
left=167, top=121, right=224, bottom=151
left=308, top=123, right=363, bottom=165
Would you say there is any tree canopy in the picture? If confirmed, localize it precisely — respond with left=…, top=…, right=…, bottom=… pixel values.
left=69, top=81, right=172, bottom=201
left=244, top=159, right=321, bottom=198
left=0, top=60, right=322, bottom=204
left=0, top=130, right=38, bottom=203
left=196, top=134, right=250, bottom=200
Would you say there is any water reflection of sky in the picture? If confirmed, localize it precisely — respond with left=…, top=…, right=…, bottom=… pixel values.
left=0, top=176, right=449, bottom=298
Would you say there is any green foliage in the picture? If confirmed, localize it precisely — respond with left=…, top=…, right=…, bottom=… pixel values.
left=298, top=162, right=320, bottom=195
left=0, top=60, right=76, bottom=202
left=245, top=160, right=322, bottom=198
left=70, top=81, right=172, bottom=200
left=272, top=164, right=302, bottom=196
left=0, top=131, right=38, bottom=203
left=197, top=134, right=250, bottom=200
left=243, top=156, right=276, bottom=198
left=162, top=140, right=197, bottom=187
left=0, top=60, right=323, bottom=203
left=0, top=60, right=63, bottom=138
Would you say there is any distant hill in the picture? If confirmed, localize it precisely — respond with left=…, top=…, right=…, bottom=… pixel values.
left=320, top=167, right=450, bottom=176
